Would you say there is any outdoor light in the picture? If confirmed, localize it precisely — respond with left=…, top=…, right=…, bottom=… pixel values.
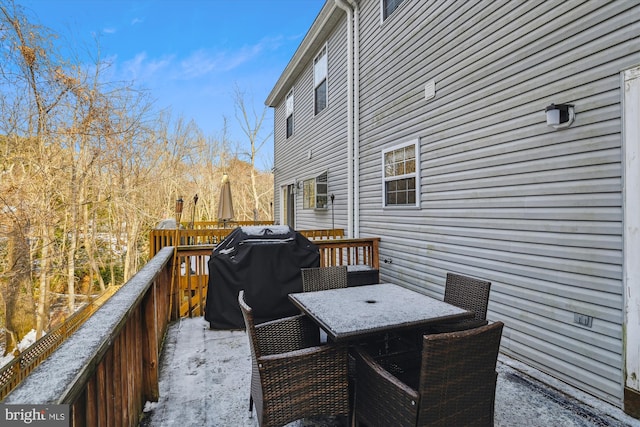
left=545, top=103, right=575, bottom=129
left=330, top=194, right=335, bottom=230
left=175, top=197, right=184, bottom=224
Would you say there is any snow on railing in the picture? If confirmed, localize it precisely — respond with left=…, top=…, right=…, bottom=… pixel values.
left=3, top=247, right=175, bottom=427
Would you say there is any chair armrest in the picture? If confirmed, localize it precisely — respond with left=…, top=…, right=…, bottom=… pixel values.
left=257, top=344, right=349, bottom=395
left=355, top=347, right=418, bottom=400
left=255, top=314, right=321, bottom=355
left=427, top=318, right=489, bottom=334
left=354, top=346, right=419, bottom=426
left=259, top=342, right=347, bottom=367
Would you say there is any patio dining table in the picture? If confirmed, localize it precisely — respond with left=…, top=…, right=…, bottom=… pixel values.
left=288, top=283, right=473, bottom=343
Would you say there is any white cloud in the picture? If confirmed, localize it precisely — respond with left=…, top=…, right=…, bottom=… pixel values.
left=178, top=35, right=286, bottom=79
left=131, top=17, right=144, bottom=26
left=103, top=27, right=117, bottom=34
left=179, top=50, right=224, bottom=79
left=122, top=52, right=174, bottom=81
left=112, top=34, right=287, bottom=89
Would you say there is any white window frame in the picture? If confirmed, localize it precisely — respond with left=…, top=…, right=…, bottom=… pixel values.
left=313, top=45, right=328, bottom=115
left=315, top=171, right=328, bottom=210
left=381, top=139, right=420, bottom=208
left=380, top=0, right=406, bottom=22
left=285, top=90, right=294, bottom=138
left=302, top=171, right=328, bottom=210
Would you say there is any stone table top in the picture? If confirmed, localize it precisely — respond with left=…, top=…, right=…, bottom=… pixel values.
left=289, top=283, right=473, bottom=342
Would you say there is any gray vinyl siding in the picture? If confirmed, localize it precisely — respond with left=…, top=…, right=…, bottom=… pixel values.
left=273, top=17, right=350, bottom=230
left=355, top=0, right=639, bottom=406
left=269, top=0, right=640, bottom=408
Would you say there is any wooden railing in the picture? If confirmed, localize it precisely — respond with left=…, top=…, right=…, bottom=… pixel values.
left=172, top=245, right=214, bottom=319
left=299, top=228, right=345, bottom=240
left=150, top=221, right=273, bottom=257
left=184, top=220, right=273, bottom=229
left=150, top=228, right=229, bottom=257
left=149, top=224, right=345, bottom=257
left=0, top=285, right=120, bottom=401
left=317, top=237, right=380, bottom=270
left=169, top=235, right=376, bottom=318
left=3, top=247, right=175, bottom=427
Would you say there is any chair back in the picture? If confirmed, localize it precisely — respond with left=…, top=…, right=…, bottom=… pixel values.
left=301, top=265, right=348, bottom=292
left=417, top=321, right=504, bottom=426
left=238, top=291, right=349, bottom=427
left=239, top=290, right=268, bottom=424
left=444, top=273, right=491, bottom=324
left=238, top=290, right=262, bottom=359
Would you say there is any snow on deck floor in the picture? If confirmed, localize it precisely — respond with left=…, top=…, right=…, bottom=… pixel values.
left=140, top=317, right=640, bottom=427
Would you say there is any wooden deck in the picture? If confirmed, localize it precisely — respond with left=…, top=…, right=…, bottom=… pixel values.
left=141, top=317, right=637, bottom=427
left=2, top=231, right=381, bottom=426
left=5, top=227, right=636, bottom=426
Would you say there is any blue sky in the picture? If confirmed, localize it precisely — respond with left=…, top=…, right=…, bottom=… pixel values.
left=20, top=0, right=326, bottom=167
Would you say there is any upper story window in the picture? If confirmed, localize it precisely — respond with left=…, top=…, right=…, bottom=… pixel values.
left=382, top=140, right=419, bottom=207
left=314, top=46, right=328, bottom=115
left=286, top=90, right=294, bottom=138
left=303, top=171, right=328, bottom=210
left=382, top=0, right=406, bottom=20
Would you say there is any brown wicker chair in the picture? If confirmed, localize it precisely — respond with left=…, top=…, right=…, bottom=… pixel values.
left=301, top=265, right=348, bottom=292
left=428, top=272, right=491, bottom=333
left=354, top=321, right=504, bottom=427
left=238, top=290, right=349, bottom=427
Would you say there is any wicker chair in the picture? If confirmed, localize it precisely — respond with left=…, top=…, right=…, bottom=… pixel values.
left=354, top=321, right=504, bottom=427
left=301, top=265, right=348, bottom=292
left=428, top=272, right=491, bottom=333
left=238, top=291, right=349, bottom=427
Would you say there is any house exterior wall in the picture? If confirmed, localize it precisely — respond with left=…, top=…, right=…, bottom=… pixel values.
left=267, top=0, right=640, bottom=407
left=271, top=10, right=350, bottom=230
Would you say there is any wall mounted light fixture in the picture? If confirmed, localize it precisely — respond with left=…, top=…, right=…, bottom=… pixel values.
left=545, top=103, right=575, bottom=129
left=175, top=196, right=184, bottom=226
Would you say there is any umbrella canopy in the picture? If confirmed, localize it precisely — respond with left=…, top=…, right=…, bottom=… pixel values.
left=217, top=173, right=235, bottom=222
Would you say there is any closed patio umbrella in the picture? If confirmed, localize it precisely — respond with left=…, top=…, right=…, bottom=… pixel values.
left=218, top=173, right=234, bottom=225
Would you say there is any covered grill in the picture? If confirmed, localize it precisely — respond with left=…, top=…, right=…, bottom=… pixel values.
left=205, top=225, right=319, bottom=329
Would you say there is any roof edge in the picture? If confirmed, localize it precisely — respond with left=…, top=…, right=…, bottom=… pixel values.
left=265, top=1, right=344, bottom=107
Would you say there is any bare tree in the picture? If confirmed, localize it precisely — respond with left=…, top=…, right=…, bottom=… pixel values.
left=233, top=85, right=273, bottom=221
left=0, top=1, right=70, bottom=340
left=0, top=2, right=279, bottom=357
left=0, top=195, right=34, bottom=354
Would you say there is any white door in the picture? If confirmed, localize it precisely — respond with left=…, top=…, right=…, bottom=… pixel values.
left=281, top=184, right=295, bottom=228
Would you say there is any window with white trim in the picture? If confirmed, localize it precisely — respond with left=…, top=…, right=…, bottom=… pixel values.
left=286, top=90, right=294, bottom=138
left=382, top=140, right=419, bottom=207
left=313, top=46, right=328, bottom=115
left=382, top=0, right=406, bottom=20
left=303, top=171, right=328, bottom=210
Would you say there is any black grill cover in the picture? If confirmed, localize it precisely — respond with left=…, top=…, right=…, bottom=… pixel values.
left=205, top=225, right=319, bottom=329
